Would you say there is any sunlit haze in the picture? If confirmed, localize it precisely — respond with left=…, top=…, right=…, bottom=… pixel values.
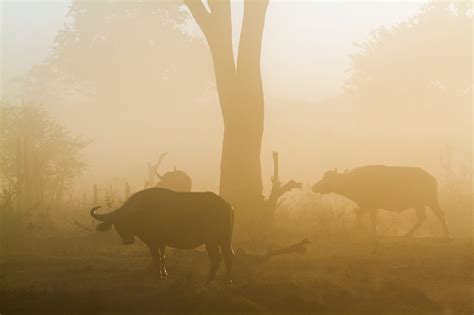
left=1, top=1, right=433, bottom=193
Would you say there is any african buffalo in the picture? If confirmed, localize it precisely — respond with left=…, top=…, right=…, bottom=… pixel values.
left=312, top=165, right=449, bottom=238
left=155, top=169, right=192, bottom=192
left=90, top=188, right=234, bottom=282
left=151, top=152, right=192, bottom=192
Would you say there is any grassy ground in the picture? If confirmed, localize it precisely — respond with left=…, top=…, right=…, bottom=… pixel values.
left=0, top=234, right=472, bottom=314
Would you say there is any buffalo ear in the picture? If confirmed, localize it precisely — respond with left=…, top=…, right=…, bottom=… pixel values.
left=96, top=222, right=112, bottom=232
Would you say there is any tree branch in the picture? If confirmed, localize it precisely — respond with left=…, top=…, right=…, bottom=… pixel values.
left=265, top=238, right=311, bottom=258
left=184, top=0, right=232, bottom=43
left=271, top=151, right=279, bottom=186
left=266, top=151, right=302, bottom=208
left=279, top=180, right=303, bottom=196
left=152, top=152, right=168, bottom=181
left=183, top=0, right=211, bottom=33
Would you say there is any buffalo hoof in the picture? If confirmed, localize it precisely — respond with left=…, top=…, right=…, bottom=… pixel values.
left=159, top=274, right=168, bottom=280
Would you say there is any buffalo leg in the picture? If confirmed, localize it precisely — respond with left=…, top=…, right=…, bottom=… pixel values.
left=405, top=207, right=426, bottom=237
left=205, top=243, right=221, bottom=283
left=369, top=209, right=377, bottom=237
left=430, top=204, right=449, bottom=238
left=159, top=246, right=168, bottom=278
left=219, top=241, right=234, bottom=283
left=148, top=246, right=164, bottom=280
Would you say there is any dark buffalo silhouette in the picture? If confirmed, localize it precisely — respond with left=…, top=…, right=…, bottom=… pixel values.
left=312, top=165, right=449, bottom=238
left=90, top=188, right=234, bottom=282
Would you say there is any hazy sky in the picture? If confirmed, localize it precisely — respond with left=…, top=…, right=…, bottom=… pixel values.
left=2, top=0, right=440, bottom=193
left=1, top=0, right=426, bottom=100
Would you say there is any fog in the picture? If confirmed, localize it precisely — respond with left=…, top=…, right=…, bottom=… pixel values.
left=4, top=1, right=463, bottom=195
left=1, top=1, right=473, bottom=313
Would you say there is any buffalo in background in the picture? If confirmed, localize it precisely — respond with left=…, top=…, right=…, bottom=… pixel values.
left=312, top=165, right=449, bottom=238
left=155, top=168, right=192, bottom=192
left=145, top=152, right=192, bottom=192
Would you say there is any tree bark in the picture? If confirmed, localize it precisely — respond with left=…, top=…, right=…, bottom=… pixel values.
left=185, top=0, right=269, bottom=221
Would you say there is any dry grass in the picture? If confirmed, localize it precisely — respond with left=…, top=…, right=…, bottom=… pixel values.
left=0, top=232, right=472, bottom=314
left=1, top=192, right=472, bottom=314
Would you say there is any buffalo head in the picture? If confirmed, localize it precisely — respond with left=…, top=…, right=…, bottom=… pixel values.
left=312, top=169, right=342, bottom=194
left=90, top=206, right=135, bottom=245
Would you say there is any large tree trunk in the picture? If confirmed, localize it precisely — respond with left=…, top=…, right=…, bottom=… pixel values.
left=220, top=115, right=263, bottom=207
left=185, top=0, right=269, bottom=230
left=220, top=113, right=264, bottom=234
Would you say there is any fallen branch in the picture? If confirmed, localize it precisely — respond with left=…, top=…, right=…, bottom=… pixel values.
left=235, top=238, right=312, bottom=265
left=265, top=238, right=311, bottom=258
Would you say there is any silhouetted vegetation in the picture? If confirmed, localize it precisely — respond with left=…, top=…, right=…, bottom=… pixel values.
left=0, top=103, right=88, bottom=202
left=0, top=102, right=88, bottom=252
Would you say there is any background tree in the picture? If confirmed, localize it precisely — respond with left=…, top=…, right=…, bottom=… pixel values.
left=346, top=1, right=471, bottom=138
left=0, top=102, right=88, bottom=207
left=26, top=1, right=210, bottom=110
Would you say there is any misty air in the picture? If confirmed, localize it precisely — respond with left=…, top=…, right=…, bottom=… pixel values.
left=0, top=1, right=472, bottom=314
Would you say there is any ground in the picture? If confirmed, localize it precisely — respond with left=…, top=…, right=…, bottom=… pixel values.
left=0, top=235, right=472, bottom=314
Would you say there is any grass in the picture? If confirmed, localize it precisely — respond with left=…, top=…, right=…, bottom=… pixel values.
left=1, top=190, right=472, bottom=314
left=0, top=233, right=472, bottom=314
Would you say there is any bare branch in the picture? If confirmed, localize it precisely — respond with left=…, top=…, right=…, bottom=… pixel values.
left=268, top=151, right=281, bottom=203
left=279, top=180, right=303, bottom=195
left=185, top=0, right=232, bottom=42
left=152, top=152, right=168, bottom=180
left=271, top=151, right=279, bottom=185
left=265, top=238, right=311, bottom=258
left=153, top=170, right=162, bottom=181
left=267, top=151, right=302, bottom=208
left=152, top=152, right=168, bottom=169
